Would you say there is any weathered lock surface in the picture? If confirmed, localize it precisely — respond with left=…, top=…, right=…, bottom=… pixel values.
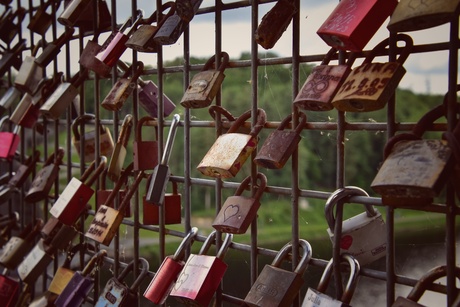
left=138, top=79, right=176, bottom=118
left=176, top=0, right=202, bottom=22
left=27, top=0, right=60, bottom=35
left=133, top=116, right=159, bottom=171
left=212, top=173, right=266, bottom=234
left=79, top=38, right=113, bottom=78
left=143, top=179, right=181, bottom=225
left=180, top=52, right=229, bottom=109
left=57, top=0, right=93, bottom=27
left=14, top=40, right=44, bottom=94
left=7, top=150, right=40, bottom=192
left=17, top=239, right=54, bottom=284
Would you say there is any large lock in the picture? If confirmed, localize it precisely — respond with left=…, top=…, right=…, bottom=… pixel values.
left=0, top=7, right=26, bottom=44
left=332, top=34, right=413, bottom=112
left=180, top=52, right=229, bottom=109
left=34, top=28, right=75, bottom=68
left=107, top=114, right=133, bottom=181
left=317, top=0, right=398, bottom=52
left=244, top=239, right=312, bottom=307
left=302, top=254, right=360, bottom=307
left=24, top=148, right=65, bottom=203
left=212, top=173, right=267, bottom=234
left=170, top=231, right=233, bottom=306
left=97, top=164, right=132, bottom=218
left=0, top=86, right=21, bottom=116
left=388, top=0, right=460, bottom=33
left=0, top=271, right=19, bottom=307
left=14, top=40, right=45, bottom=94
left=197, top=108, right=266, bottom=178
left=57, top=0, right=92, bottom=27
left=17, top=239, right=54, bottom=285
left=27, top=0, right=61, bottom=35
left=255, top=113, right=306, bottom=169
left=50, top=157, right=106, bottom=226
left=143, top=177, right=181, bottom=225
left=72, top=114, right=115, bottom=162
left=325, top=186, right=386, bottom=266
left=101, top=62, right=144, bottom=111
left=133, top=116, right=159, bottom=171
left=0, top=39, right=26, bottom=78
left=254, top=0, right=297, bottom=49
left=95, top=258, right=150, bottom=306
left=0, top=116, right=20, bottom=161
left=143, top=227, right=198, bottom=304
left=294, top=48, right=356, bottom=111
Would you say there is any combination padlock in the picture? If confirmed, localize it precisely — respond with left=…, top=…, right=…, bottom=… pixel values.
left=107, top=114, right=133, bottom=181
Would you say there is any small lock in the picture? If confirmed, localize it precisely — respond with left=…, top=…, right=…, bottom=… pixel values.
left=27, top=0, right=61, bottom=35
left=180, top=52, right=229, bottom=109
left=17, top=239, right=54, bottom=285
left=143, top=178, right=181, bottom=225
left=133, top=116, right=159, bottom=171
left=97, top=164, right=132, bottom=218
left=7, top=150, right=40, bottom=191
left=138, top=79, right=176, bottom=117
left=107, top=114, right=133, bottom=181
left=0, top=116, right=20, bottom=162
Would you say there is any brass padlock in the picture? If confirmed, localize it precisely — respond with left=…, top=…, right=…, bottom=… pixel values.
left=27, top=0, right=61, bottom=35
left=133, top=116, right=159, bottom=171
left=197, top=108, right=266, bottom=178
left=57, top=0, right=93, bottom=27
left=0, top=86, right=21, bottom=116
left=101, top=62, right=144, bottom=111
left=97, top=166, right=130, bottom=218
left=212, top=173, right=267, bottom=234
left=332, top=34, right=413, bottom=112
left=72, top=114, right=115, bottom=162
left=0, top=39, right=26, bottom=77
left=107, top=114, right=133, bottom=181
left=254, top=112, right=307, bottom=169
left=255, top=0, right=297, bottom=49
left=14, top=40, right=45, bottom=94
left=143, top=177, right=181, bottom=225
left=0, top=7, right=26, bottom=44
left=34, top=28, right=75, bottom=68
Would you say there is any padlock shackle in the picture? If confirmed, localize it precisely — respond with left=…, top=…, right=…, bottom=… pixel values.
left=117, top=114, right=134, bottom=147
left=202, top=51, right=229, bottom=73
left=270, top=240, right=312, bottom=275
left=23, top=218, right=44, bottom=242
left=116, top=258, right=150, bottom=291
left=209, top=105, right=236, bottom=122
left=136, top=116, right=157, bottom=142
left=143, top=1, right=175, bottom=24
left=0, top=115, right=10, bottom=130
left=363, top=33, right=413, bottom=66
left=30, top=0, right=61, bottom=12
left=234, top=173, right=267, bottom=202
left=216, top=233, right=233, bottom=260
left=227, top=108, right=266, bottom=137
left=69, top=68, right=88, bottom=87
left=120, top=9, right=144, bottom=36
left=72, top=114, right=95, bottom=140
left=81, top=156, right=107, bottom=187
left=160, top=114, right=181, bottom=165
left=199, top=230, right=217, bottom=255
left=63, top=242, right=96, bottom=269
left=101, top=163, right=134, bottom=207
left=118, top=169, right=146, bottom=213
left=277, top=112, right=307, bottom=134
left=82, top=249, right=107, bottom=277
left=31, top=39, right=45, bottom=57
left=43, top=147, right=65, bottom=166
left=172, top=227, right=199, bottom=261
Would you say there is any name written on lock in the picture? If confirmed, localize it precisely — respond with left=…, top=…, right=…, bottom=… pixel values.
left=86, top=206, right=110, bottom=237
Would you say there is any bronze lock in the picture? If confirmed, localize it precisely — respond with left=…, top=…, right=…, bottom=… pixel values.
left=79, top=36, right=113, bottom=78
left=107, top=114, right=133, bottom=181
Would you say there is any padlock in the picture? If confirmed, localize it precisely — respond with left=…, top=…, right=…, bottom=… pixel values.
left=254, top=113, right=307, bottom=169
left=197, top=108, right=266, bottom=178
left=35, top=28, right=75, bottom=68
left=208, top=105, right=238, bottom=134
left=317, top=0, right=398, bottom=52
left=14, top=40, right=45, bottom=94
left=0, top=39, right=26, bottom=77
left=57, top=0, right=93, bottom=27
left=24, top=148, right=65, bottom=203
left=138, top=78, right=176, bottom=117
left=332, top=34, right=413, bottom=112
left=101, top=62, right=144, bottom=111
left=27, top=0, right=61, bottom=35
left=95, top=11, right=144, bottom=67
left=95, top=258, right=150, bottom=306
left=125, top=2, right=176, bottom=53
left=143, top=227, right=198, bottom=304
left=17, top=239, right=54, bottom=285
left=72, top=114, right=115, bottom=162
left=97, top=164, right=131, bottom=218
left=153, top=0, right=202, bottom=45
left=0, top=271, right=20, bottom=307
left=0, top=7, right=26, bottom=44
left=50, top=157, right=106, bottom=226
left=72, top=0, right=112, bottom=32
left=0, top=86, right=21, bottom=116
left=212, top=173, right=267, bottom=234
left=325, top=186, right=386, bottom=266
left=388, top=0, right=460, bottom=33
left=294, top=48, right=356, bottom=111
left=40, top=69, right=88, bottom=120
left=0, top=116, right=20, bottom=161
left=254, top=0, right=297, bottom=49
left=302, top=254, right=360, bottom=307
left=180, top=52, right=229, bottom=109
left=42, top=220, right=79, bottom=253
left=79, top=37, right=113, bottom=78
left=0, top=212, right=19, bottom=247
left=5, top=150, right=40, bottom=190
left=55, top=249, right=107, bottom=307
left=170, top=231, right=233, bottom=307
left=133, top=116, right=159, bottom=171
left=145, top=114, right=181, bottom=205
left=175, top=0, right=202, bottom=22
left=392, top=265, right=460, bottom=307
left=107, top=114, right=133, bottom=181
left=143, top=177, right=181, bottom=225
left=86, top=170, right=145, bottom=246
left=244, top=239, right=312, bottom=307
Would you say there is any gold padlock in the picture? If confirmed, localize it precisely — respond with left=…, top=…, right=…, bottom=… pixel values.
left=107, top=114, right=133, bottom=182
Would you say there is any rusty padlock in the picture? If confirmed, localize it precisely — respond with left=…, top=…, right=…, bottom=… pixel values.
left=317, top=0, right=398, bottom=51
left=57, top=0, right=92, bottom=27
left=133, top=116, right=159, bottom=171
left=197, top=108, right=266, bottom=178
left=0, top=39, right=26, bottom=77
left=180, top=52, right=229, bottom=109
left=0, top=116, right=20, bottom=162
left=79, top=35, right=113, bottom=78
left=332, top=34, right=413, bottom=112
left=0, top=7, right=26, bottom=44
left=0, top=86, right=21, bottom=116
left=175, top=0, right=202, bottom=22
left=34, top=28, right=75, bottom=68
left=97, top=164, right=132, bottom=218
left=143, top=177, right=181, bottom=225
left=255, top=112, right=306, bottom=169
left=14, top=40, right=45, bottom=94
left=244, top=240, right=312, bottom=307
left=255, top=0, right=297, bottom=49
left=144, top=227, right=198, bottom=304
left=388, top=0, right=460, bottom=33
left=27, top=0, right=61, bottom=35
left=107, top=114, right=133, bottom=181
left=212, top=173, right=267, bottom=234
left=101, top=62, right=144, bottom=111
left=294, top=48, right=356, bottom=111
left=72, top=114, right=115, bottom=162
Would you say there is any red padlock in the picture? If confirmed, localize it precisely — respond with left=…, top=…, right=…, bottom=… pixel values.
left=133, top=116, right=159, bottom=171
left=143, top=177, right=182, bottom=225
left=0, top=116, right=20, bottom=161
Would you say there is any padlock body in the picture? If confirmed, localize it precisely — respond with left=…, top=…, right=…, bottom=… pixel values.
left=133, top=140, right=159, bottom=171
left=58, top=0, right=92, bottom=27
left=8, top=162, right=33, bottom=188
left=180, top=70, right=225, bottom=108
left=0, top=274, right=19, bottom=307
left=25, top=163, right=59, bottom=203
left=125, top=25, right=159, bottom=52
left=45, top=224, right=78, bottom=253
left=10, top=92, right=41, bottom=128
left=212, top=196, right=259, bottom=234
left=17, top=239, right=53, bottom=284
left=294, top=64, right=351, bottom=111
left=0, top=132, right=20, bottom=161
left=73, top=127, right=115, bottom=163
left=40, top=83, right=79, bottom=120
left=332, top=62, right=406, bottom=112
left=0, top=87, right=21, bottom=113
left=55, top=272, right=94, bottom=307
left=79, top=40, right=112, bottom=77
left=391, top=296, right=424, bottom=307
left=197, top=133, right=257, bottom=178
left=254, top=130, right=301, bottom=169
left=302, top=287, right=350, bottom=307
left=107, top=144, right=127, bottom=181
left=138, top=81, right=176, bottom=118
left=244, top=265, right=304, bottom=307
left=95, top=278, right=133, bottom=307
left=371, top=140, right=452, bottom=206
left=96, top=32, right=129, bottom=67
left=317, top=0, right=398, bottom=51
left=153, top=14, right=184, bottom=45
left=101, top=78, right=135, bottom=111
left=97, top=189, right=130, bottom=217
left=85, top=205, right=124, bottom=246
left=48, top=267, right=75, bottom=295
left=28, top=9, right=52, bottom=35
left=0, top=237, right=31, bottom=269
left=14, top=56, right=43, bottom=94
left=145, top=164, right=170, bottom=205
left=143, top=193, right=181, bottom=225
left=50, top=177, right=94, bottom=226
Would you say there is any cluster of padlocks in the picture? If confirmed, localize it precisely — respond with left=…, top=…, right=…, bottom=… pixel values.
left=0, top=0, right=459, bottom=306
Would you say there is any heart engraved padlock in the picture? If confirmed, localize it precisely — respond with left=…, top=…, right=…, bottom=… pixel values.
left=107, top=114, right=133, bottom=181
left=72, top=114, right=115, bottom=162
left=197, top=108, right=266, bottom=178
left=0, top=39, right=26, bottom=77
left=95, top=258, right=150, bottom=306
left=302, top=254, right=360, bottom=307
left=325, top=186, right=386, bottom=266
left=34, top=28, right=75, bottom=68
left=97, top=164, right=132, bottom=218
left=255, top=0, right=297, bottom=49
left=244, top=239, right=312, bottom=307
left=294, top=48, right=356, bottom=111
left=144, top=227, right=198, bottom=304
left=254, top=112, right=307, bottom=169
left=14, top=40, right=45, bottom=94
left=170, top=231, right=233, bottom=307
left=180, top=52, right=229, bottom=109
left=133, top=116, right=159, bottom=171
left=27, top=0, right=61, bottom=35
left=143, top=176, right=181, bottom=225
left=57, top=0, right=93, bottom=27
left=317, top=0, right=398, bottom=52
left=0, top=7, right=26, bottom=44
left=0, top=116, right=20, bottom=161
left=212, top=172, right=267, bottom=234
left=0, top=86, right=21, bottom=116
left=332, top=34, right=413, bottom=112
